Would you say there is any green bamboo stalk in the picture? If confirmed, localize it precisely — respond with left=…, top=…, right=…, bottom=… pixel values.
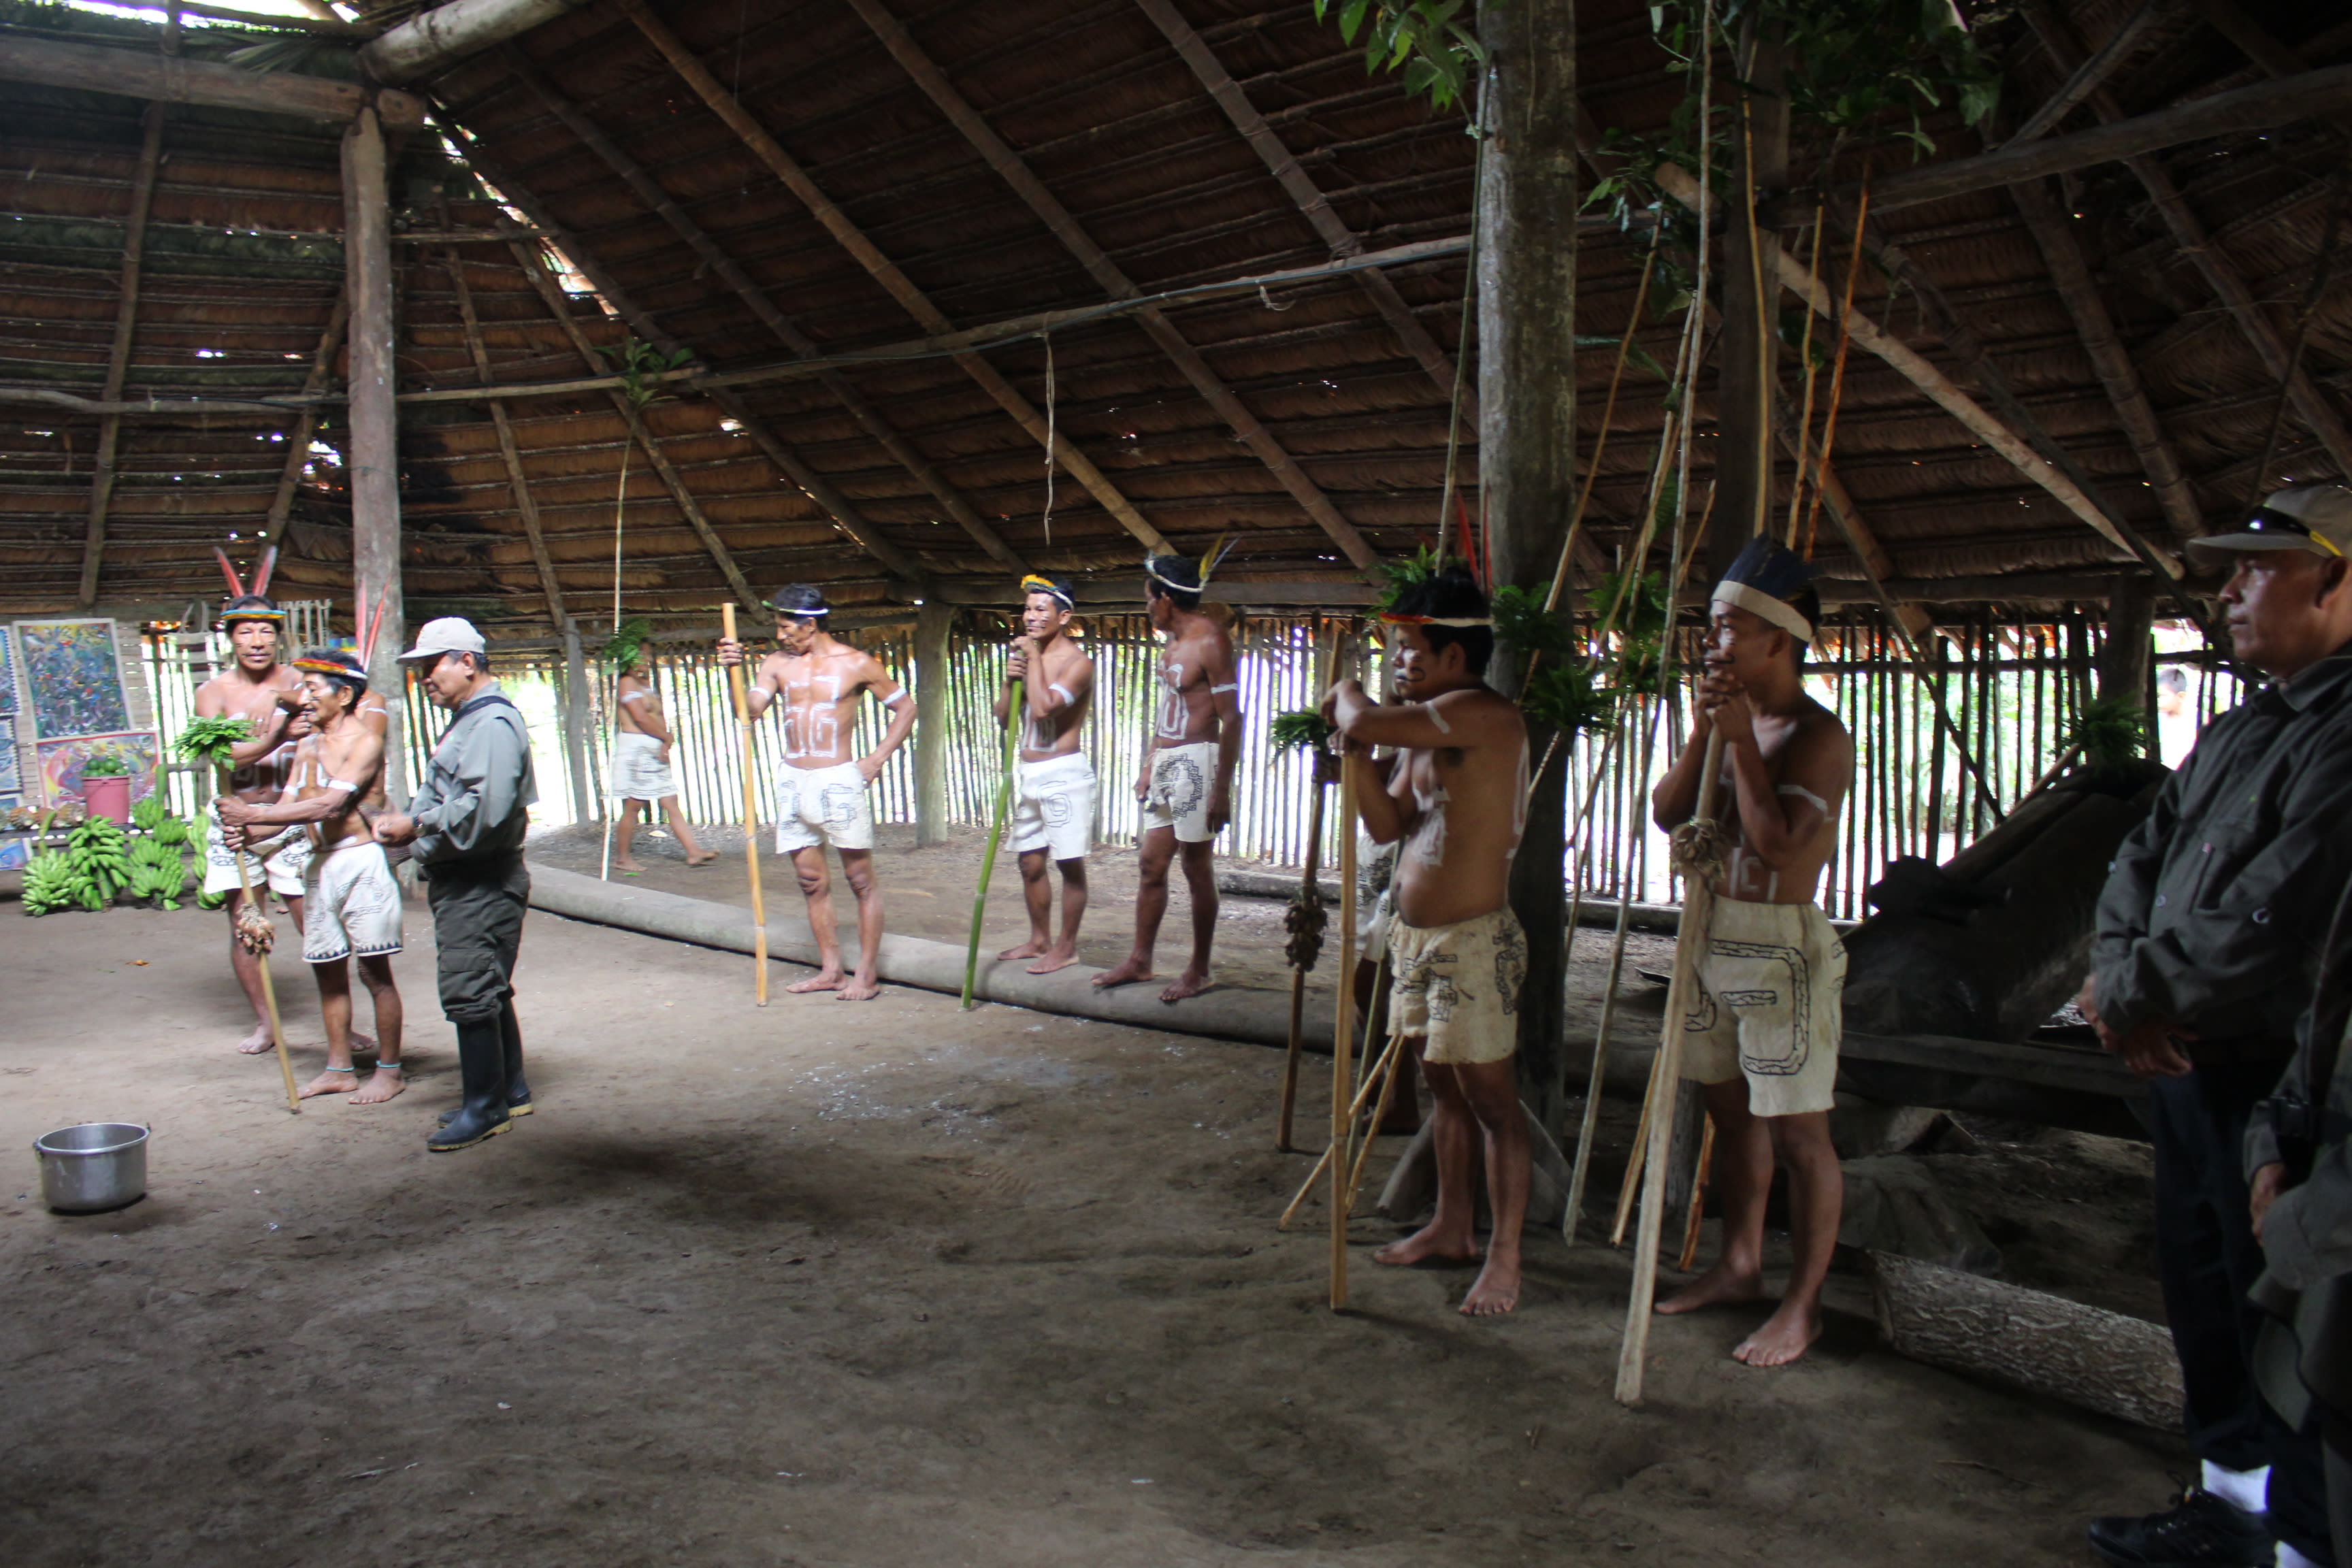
left=960, top=676, right=1024, bottom=1009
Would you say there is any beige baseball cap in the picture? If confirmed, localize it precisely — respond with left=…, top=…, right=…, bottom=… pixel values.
left=397, top=616, right=487, bottom=662
left=2187, top=484, right=2352, bottom=562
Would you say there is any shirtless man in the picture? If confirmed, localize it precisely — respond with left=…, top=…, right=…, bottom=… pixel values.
left=994, top=574, right=1097, bottom=975
left=610, top=640, right=715, bottom=873
left=1093, top=556, right=1242, bottom=1002
left=1650, top=538, right=1855, bottom=1367
left=217, top=649, right=405, bottom=1104
left=717, top=585, right=917, bottom=1002
left=193, top=593, right=314, bottom=1054
left=1327, top=566, right=1533, bottom=1317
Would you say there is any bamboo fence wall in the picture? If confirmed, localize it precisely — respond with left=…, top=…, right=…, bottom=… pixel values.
left=141, top=608, right=2242, bottom=921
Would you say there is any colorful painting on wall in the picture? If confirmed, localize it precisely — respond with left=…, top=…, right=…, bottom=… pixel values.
left=0, top=625, right=18, bottom=715
left=35, top=731, right=159, bottom=809
left=0, top=725, right=19, bottom=794
left=19, top=619, right=130, bottom=739
left=0, top=791, right=22, bottom=870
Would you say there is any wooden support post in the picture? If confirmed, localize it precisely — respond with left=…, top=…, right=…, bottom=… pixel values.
left=78, top=100, right=165, bottom=608
left=1477, top=0, right=1578, bottom=1132
left=615, top=0, right=1171, bottom=556
left=2099, top=576, right=2157, bottom=723
left=913, top=601, right=952, bottom=847
left=560, top=615, right=593, bottom=826
left=342, top=105, right=404, bottom=802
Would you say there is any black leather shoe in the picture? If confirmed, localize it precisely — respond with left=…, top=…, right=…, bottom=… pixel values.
left=427, top=1018, right=512, bottom=1153
left=2087, top=1488, right=2272, bottom=1567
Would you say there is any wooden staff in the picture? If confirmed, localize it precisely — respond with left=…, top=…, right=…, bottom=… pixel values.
left=719, top=603, right=768, bottom=1007
left=1276, top=1025, right=1406, bottom=1230
left=961, top=671, right=1022, bottom=1010
left=218, top=777, right=299, bottom=1113
left=1277, top=751, right=1332, bottom=1152
left=1616, top=728, right=1725, bottom=1405
left=1329, top=749, right=1361, bottom=1310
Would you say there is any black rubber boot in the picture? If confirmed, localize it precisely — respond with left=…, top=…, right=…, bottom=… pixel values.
left=2087, top=1488, right=2272, bottom=1567
left=437, top=1003, right=532, bottom=1126
left=427, top=1017, right=512, bottom=1152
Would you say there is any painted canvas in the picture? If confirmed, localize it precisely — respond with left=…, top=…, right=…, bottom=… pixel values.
left=0, top=727, right=19, bottom=794
left=0, top=791, right=22, bottom=870
left=0, top=625, right=18, bottom=715
left=20, top=619, right=130, bottom=739
left=35, top=731, right=159, bottom=808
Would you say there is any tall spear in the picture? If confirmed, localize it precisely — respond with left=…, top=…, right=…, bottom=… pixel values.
left=720, top=604, right=769, bottom=1006
left=961, top=665, right=1023, bottom=1009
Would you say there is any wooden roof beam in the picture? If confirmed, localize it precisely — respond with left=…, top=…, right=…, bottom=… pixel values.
left=261, top=288, right=348, bottom=539
left=442, top=244, right=566, bottom=625
left=2002, top=0, right=2177, bottom=146
left=848, top=0, right=1374, bottom=570
left=495, top=55, right=1018, bottom=576
left=0, top=32, right=424, bottom=127
left=1862, top=59, right=2352, bottom=212
left=617, top=0, right=1173, bottom=558
left=1132, top=0, right=1470, bottom=421
left=2008, top=176, right=2206, bottom=540
left=2021, top=1, right=2352, bottom=482
left=79, top=100, right=165, bottom=608
left=360, top=0, right=591, bottom=86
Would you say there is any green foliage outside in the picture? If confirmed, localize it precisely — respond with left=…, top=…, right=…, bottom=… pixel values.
left=1310, top=0, right=1484, bottom=112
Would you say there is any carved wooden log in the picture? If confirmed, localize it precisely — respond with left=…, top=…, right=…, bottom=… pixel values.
left=1842, top=762, right=2169, bottom=1041
left=1872, top=1252, right=2183, bottom=1431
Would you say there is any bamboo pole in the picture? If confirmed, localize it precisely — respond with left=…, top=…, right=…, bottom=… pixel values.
left=1277, top=1027, right=1409, bottom=1230
left=962, top=677, right=1022, bottom=1010
left=216, top=772, right=298, bottom=1113
left=719, top=604, right=769, bottom=1007
left=1330, top=751, right=1361, bottom=1310
left=1616, top=730, right=1726, bottom=1405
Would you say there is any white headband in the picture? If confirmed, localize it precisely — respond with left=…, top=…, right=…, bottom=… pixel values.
left=1143, top=560, right=1200, bottom=593
left=1711, top=581, right=1813, bottom=643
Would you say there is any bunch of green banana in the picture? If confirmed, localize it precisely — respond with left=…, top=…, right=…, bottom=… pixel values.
left=20, top=849, right=75, bottom=917
left=127, top=833, right=190, bottom=910
left=64, top=815, right=132, bottom=911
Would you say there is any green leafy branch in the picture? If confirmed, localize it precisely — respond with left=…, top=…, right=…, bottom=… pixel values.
left=2062, top=694, right=2149, bottom=770
left=600, top=337, right=694, bottom=410
left=174, top=715, right=255, bottom=776
left=1271, top=710, right=1337, bottom=753
left=1312, top=0, right=1486, bottom=113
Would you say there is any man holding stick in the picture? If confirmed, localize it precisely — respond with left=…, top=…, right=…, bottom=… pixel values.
left=1651, top=538, right=1852, bottom=1368
left=372, top=619, right=540, bottom=1153
left=1326, top=566, right=1532, bottom=1317
left=717, top=585, right=917, bottom=1002
left=218, top=649, right=405, bottom=1103
left=2081, top=486, right=2352, bottom=1568
left=193, top=591, right=312, bottom=1054
left=995, top=574, right=1096, bottom=975
left=1094, top=555, right=1241, bottom=1002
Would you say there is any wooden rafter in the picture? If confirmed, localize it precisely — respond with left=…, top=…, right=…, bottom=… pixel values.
left=78, top=99, right=165, bottom=608
left=2001, top=0, right=2176, bottom=146
left=500, top=50, right=1026, bottom=574
left=616, top=0, right=1173, bottom=557
left=2020, top=2, right=2352, bottom=480
left=0, top=31, right=425, bottom=126
left=262, top=288, right=350, bottom=537
left=847, top=0, right=1375, bottom=569
left=440, top=241, right=566, bottom=626
left=1131, top=0, right=1471, bottom=419
left=434, top=115, right=930, bottom=587
left=2007, top=176, right=2204, bottom=540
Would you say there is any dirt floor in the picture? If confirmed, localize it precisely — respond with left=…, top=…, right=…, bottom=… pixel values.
left=1, top=868, right=2180, bottom=1567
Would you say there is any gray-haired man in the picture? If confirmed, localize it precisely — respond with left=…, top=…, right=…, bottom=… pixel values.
left=372, top=617, right=539, bottom=1153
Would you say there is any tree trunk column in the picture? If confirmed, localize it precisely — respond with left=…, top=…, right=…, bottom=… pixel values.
left=343, top=106, right=404, bottom=799
left=1475, top=0, right=1576, bottom=1129
left=913, top=602, right=953, bottom=847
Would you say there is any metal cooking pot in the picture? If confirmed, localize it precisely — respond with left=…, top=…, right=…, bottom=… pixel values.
left=35, top=1122, right=149, bottom=1213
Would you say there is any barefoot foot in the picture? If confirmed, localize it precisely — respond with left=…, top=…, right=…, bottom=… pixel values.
left=1732, top=1299, right=1822, bottom=1367
left=997, top=939, right=1046, bottom=962
left=1372, top=1223, right=1480, bottom=1269
left=785, top=969, right=844, bottom=994
left=349, top=1032, right=376, bottom=1055
left=1158, top=966, right=1211, bottom=1003
left=1026, top=945, right=1080, bottom=975
left=1655, top=1262, right=1771, bottom=1316
left=297, top=1070, right=360, bottom=1098
left=349, top=1067, right=407, bottom=1105
left=1091, top=956, right=1154, bottom=990
left=1460, top=1252, right=1522, bottom=1318
left=614, top=857, right=644, bottom=875
left=834, top=976, right=881, bottom=1002
left=685, top=852, right=717, bottom=867
left=235, top=1022, right=276, bottom=1055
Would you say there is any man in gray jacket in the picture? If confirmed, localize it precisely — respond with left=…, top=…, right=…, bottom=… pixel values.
left=374, top=617, right=539, bottom=1153
left=2085, top=485, right=2352, bottom=1568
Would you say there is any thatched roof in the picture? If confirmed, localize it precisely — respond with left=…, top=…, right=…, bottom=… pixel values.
left=0, top=0, right=2345, bottom=631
